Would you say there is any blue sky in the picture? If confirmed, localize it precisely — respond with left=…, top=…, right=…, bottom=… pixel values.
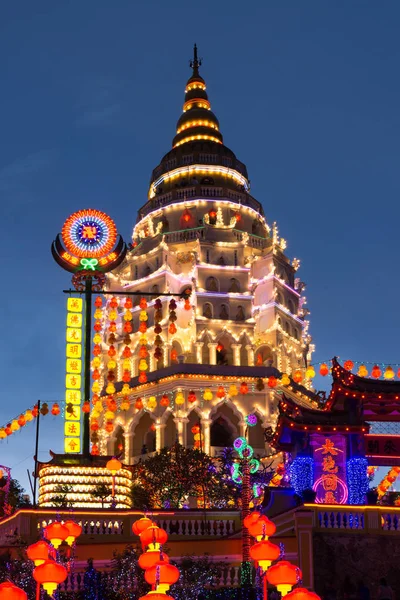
left=1, top=1, right=399, bottom=495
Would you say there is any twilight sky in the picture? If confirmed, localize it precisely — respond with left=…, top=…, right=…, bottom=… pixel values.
left=1, top=1, right=399, bottom=495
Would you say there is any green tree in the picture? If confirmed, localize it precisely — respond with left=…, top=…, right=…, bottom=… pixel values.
left=51, top=484, right=74, bottom=508
left=0, top=476, right=31, bottom=518
left=91, top=482, right=112, bottom=508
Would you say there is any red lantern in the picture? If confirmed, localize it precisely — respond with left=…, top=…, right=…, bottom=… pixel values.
left=267, top=560, right=301, bottom=595
left=5, top=425, right=12, bottom=436
left=144, top=561, right=180, bottom=590
left=182, top=209, right=191, bottom=223
left=184, top=299, right=191, bottom=310
left=82, top=401, right=91, bottom=413
left=216, top=386, right=226, bottom=398
left=243, top=511, right=261, bottom=529
left=90, top=421, right=99, bottom=432
left=132, top=517, right=154, bottom=536
left=110, top=297, right=119, bottom=309
left=169, top=323, right=177, bottom=335
left=343, top=360, right=354, bottom=371
left=371, top=365, right=382, bottom=379
left=0, top=582, right=27, bottom=600
left=139, top=298, right=147, bottom=309
left=250, top=539, right=280, bottom=571
left=292, top=370, right=302, bottom=383
left=33, top=560, right=68, bottom=596
left=135, top=398, right=144, bottom=410
left=171, top=349, right=178, bottom=362
left=27, top=540, right=50, bottom=566
left=247, top=515, right=276, bottom=540
left=108, top=345, right=116, bottom=358
left=140, top=594, right=175, bottom=600
left=267, top=376, right=277, bottom=388
left=209, top=209, right=217, bottom=219
left=139, top=346, right=149, bottom=358
left=188, top=391, right=197, bottom=403
left=44, top=522, right=69, bottom=549
left=284, top=588, right=321, bottom=600
left=93, top=344, right=101, bottom=356
left=94, top=296, right=103, bottom=308
left=17, top=414, right=26, bottom=427
left=124, top=298, right=133, bottom=309
left=240, top=382, right=249, bottom=395
left=216, top=343, right=224, bottom=352
left=160, top=394, right=170, bottom=407
left=63, top=520, right=82, bottom=546
left=139, top=372, right=147, bottom=383
left=105, top=421, right=114, bottom=433
left=319, top=363, right=329, bottom=376
left=91, top=444, right=100, bottom=456
left=139, top=550, right=169, bottom=570
left=140, top=525, right=168, bottom=549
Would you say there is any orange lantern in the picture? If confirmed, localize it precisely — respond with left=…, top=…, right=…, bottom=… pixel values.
left=132, top=517, right=154, bottom=536
left=44, top=522, right=69, bottom=549
left=63, top=520, right=82, bottom=546
left=27, top=540, right=50, bottom=566
left=243, top=511, right=261, bottom=529
left=371, top=365, right=382, bottom=379
left=106, top=458, right=122, bottom=475
left=267, top=560, right=301, bottom=596
left=216, top=386, right=225, bottom=398
left=140, top=525, right=168, bottom=550
left=319, top=363, right=329, bottom=376
left=267, top=376, right=277, bottom=388
left=140, top=594, right=174, bottom=600
left=138, top=551, right=169, bottom=570
left=247, top=515, right=276, bottom=540
left=0, top=582, right=27, bottom=600
left=105, top=421, right=114, bottom=433
left=250, top=539, right=280, bottom=572
left=91, top=444, right=100, bottom=456
left=240, top=382, right=249, bottom=394
left=144, top=561, right=180, bottom=593
left=284, top=588, right=321, bottom=600
left=33, top=560, right=67, bottom=596
left=82, top=401, right=91, bottom=413
left=135, top=398, right=144, bottom=410
left=343, top=360, right=354, bottom=371
left=160, top=394, right=170, bottom=407
left=292, top=370, right=302, bottom=383
left=17, top=414, right=26, bottom=427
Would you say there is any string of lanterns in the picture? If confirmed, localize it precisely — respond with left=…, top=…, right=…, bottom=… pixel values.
left=376, top=467, right=400, bottom=499
left=0, top=403, right=60, bottom=440
left=286, top=358, right=400, bottom=383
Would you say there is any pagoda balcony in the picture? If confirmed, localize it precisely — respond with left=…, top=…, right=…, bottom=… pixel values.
left=137, top=185, right=264, bottom=221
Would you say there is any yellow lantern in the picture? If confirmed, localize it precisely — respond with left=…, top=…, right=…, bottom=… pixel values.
left=305, top=366, right=315, bottom=379
left=25, top=410, right=33, bottom=422
left=203, top=388, right=213, bottom=401
left=384, top=366, right=395, bottom=380
left=122, top=384, right=130, bottom=396
left=91, top=357, right=101, bottom=368
left=94, top=308, right=103, bottom=320
left=228, top=384, right=238, bottom=397
left=139, top=334, right=148, bottom=345
left=104, top=410, right=115, bottom=421
left=106, top=383, right=116, bottom=395
left=193, top=433, right=201, bottom=441
left=107, top=359, right=117, bottom=369
left=94, top=401, right=103, bottom=412
left=0, top=429, right=6, bottom=439
left=92, top=381, right=101, bottom=394
left=147, top=396, right=157, bottom=410
left=139, top=310, right=148, bottom=322
left=120, top=401, right=130, bottom=411
left=175, top=392, right=185, bottom=405
left=281, top=373, right=290, bottom=386
left=123, top=311, right=133, bottom=321
left=358, top=364, right=368, bottom=377
left=122, top=358, right=131, bottom=370
left=139, top=359, right=148, bottom=371
left=108, top=309, right=117, bottom=321
left=91, top=409, right=100, bottom=419
left=11, top=420, right=20, bottom=432
left=93, top=333, right=102, bottom=344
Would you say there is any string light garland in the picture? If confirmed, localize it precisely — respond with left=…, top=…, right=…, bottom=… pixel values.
left=289, top=457, right=314, bottom=497
left=138, top=298, right=149, bottom=384
left=347, top=458, right=369, bottom=505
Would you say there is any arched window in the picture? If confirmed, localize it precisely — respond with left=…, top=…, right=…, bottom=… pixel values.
left=203, top=303, right=212, bottom=319
left=288, top=299, right=295, bottom=315
left=285, top=322, right=290, bottom=334
left=293, top=328, right=299, bottom=340
left=235, top=306, right=245, bottom=321
left=206, top=277, right=218, bottom=292
left=219, top=304, right=229, bottom=320
left=229, top=278, right=240, bottom=293
left=210, top=418, right=234, bottom=447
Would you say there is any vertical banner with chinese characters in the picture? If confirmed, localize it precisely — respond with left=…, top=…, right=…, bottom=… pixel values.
left=65, top=297, right=83, bottom=453
left=311, top=434, right=348, bottom=504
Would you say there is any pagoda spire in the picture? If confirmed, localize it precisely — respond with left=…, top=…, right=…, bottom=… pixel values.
left=172, top=45, right=223, bottom=148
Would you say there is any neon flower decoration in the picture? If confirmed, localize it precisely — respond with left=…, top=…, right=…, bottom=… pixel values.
left=233, top=437, right=247, bottom=451
left=61, top=209, right=117, bottom=258
left=246, top=414, right=257, bottom=427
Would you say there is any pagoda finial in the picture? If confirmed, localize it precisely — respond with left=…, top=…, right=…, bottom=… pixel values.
left=190, top=43, right=202, bottom=76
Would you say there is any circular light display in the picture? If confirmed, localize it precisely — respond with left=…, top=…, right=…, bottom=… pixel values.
left=61, top=209, right=117, bottom=258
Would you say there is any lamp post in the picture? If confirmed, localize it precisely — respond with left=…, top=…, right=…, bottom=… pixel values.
left=106, top=457, right=122, bottom=501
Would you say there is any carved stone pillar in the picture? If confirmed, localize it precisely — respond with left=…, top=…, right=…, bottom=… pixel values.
left=245, top=344, right=255, bottom=366
left=201, top=418, right=212, bottom=454
left=163, top=344, right=171, bottom=368
left=208, top=343, right=218, bottom=365
left=123, top=432, right=131, bottom=463
left=231, top=344, right=242, bottom=366
left=154, top=422, right=166, bottom=451
left=194, top=342, right=204, bottom=364
left=173, top=417, right=189, bottom=446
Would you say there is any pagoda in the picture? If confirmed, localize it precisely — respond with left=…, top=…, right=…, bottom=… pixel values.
left=93, top=46, right=313, bottom=463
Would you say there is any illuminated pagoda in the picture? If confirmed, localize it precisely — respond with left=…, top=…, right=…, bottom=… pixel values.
left=93, top=44, right=314, bottom=462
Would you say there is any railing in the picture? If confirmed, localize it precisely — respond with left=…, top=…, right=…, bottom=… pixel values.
left=306, top=504, right=400, bottom=534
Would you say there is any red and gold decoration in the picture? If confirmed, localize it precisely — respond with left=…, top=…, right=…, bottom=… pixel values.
left=138, top=298, right=149, bottom=384
left=154, top=298, right=163, bottom=362
left=168, top=298, right=177, bottom=335
left=65, top=297, right=83, bottom=453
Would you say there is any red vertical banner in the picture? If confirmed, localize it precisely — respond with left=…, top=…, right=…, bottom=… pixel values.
left=311, top=434, right=348, bottom=504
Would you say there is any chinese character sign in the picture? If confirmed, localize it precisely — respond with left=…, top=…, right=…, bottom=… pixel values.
left=311, top=434, right=348, bottom=504
left=65, top=297, right=83, bottom=453
left=365, top=435, right=400, bottom=458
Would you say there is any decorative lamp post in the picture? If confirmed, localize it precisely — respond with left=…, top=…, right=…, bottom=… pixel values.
left=266, top=561, right=302, bottom=596
left=44, top=522, right=69, bottom=549
left=33, top=560, right=68, bottom=597
left=106, top=457, right=122, bottom=500
left=27, top=540, right=50, bottom=566
left=0, top=582, right=28, bottom=600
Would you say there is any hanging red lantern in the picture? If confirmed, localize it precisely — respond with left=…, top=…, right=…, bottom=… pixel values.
left=33, top=560, right=67, bottom=596
left=171, top=349, right=178, bottom=362
left=250, top=539, right=280, bottom=572
left=191, top=425, right=200, bottom=435
left=0, top=582, right=27, bottom=600
left=44, top=522, right=69, bottom=549
left=240, top=382, right=249, bottom=394
left=51, top=403, right=60, bottom=416
left=343, top=360, right=354, bottom=371
left=32, top=405, right=39, bottom=417
left=243, top=511, right=261, bottom=529
left=267, top=376, right=277, bottom=388
left=138, top=550, right=169, bottom=570
left=27, top=540, right=50, bottom=566
left=216, top=386, right=226, bottom=398
left=63, top=520, right=82, bottom=546
left=135, top=398, right=144, bottom=410
left=124, top=297, right=133, bottom=309
left=160, top=394, right=170, bottom=407
left=17, top=414, right=26, bottom=427
left=132, top=517, right=154, bottom=536
left=184, top=298, right=191, bottom=310
left=110, top=297, right=118, bottom=309
left=169, top=323, right=177, bottom=335
left=93, top=344, right=101, bottom=356
left=90, top=421, right=99, bottom=432
left=182, top=208, right=192, bottom=223
left=267, top=560, right=301, bottom=596
left=319, top=363, right=329, bottom=376
left=284, top=588, right=321, bottom=600
left=188, top=391, right=197, bottom=403
left=140, top=594, right=174, bottom=600
left=105, top=421, right=114, bottom=433
left=371, top=365, right=382, bottom=379
left=94, top=296, right=103, bottom=308
left=209, top=209, right=217, bottom=219
left=292, top=370, right=302, bottom=383
left=247, top=515, right=276, bottom=540
left=139, top=372, right=147, bottom=383
left=144, top=561, right=180, bottom=591
left=5, top=425, right=12, bottom=436
left=91, top=444, right=100, bottom=456
left=216, top=343, right=224, bottom=352
left=234, top=212, right=241, bottom=222
left=82, top=401, right=91, bottom=413
left=140, top=525, right=168, bottom=549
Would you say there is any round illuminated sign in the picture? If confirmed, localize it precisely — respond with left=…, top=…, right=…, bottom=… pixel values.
left=61, top=209, right=117, bottom=258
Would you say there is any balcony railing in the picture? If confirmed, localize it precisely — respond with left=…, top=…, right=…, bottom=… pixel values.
left=305, top=503, right=400, bottom=534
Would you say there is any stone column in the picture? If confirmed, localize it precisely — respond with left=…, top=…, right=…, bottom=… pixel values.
left=123, top=432, right=131, bottom=463
left=294, top=510, right=315, bottom=589
left=149, top=352, right=156, bottom=372
left=163, top=344, right=171, bottom=368
left=173, top=417, right=189, bottom=445
left=154, top=422, right=166, bottom=451
left=194, top=342, right=204, bottom=364
left=201, top=418, right=212, bottom=454
left=231, top=344, right=242, bottom=366
left=245, top=344, right=255, bottom=366
left=208, top=343, right=218, bottom=365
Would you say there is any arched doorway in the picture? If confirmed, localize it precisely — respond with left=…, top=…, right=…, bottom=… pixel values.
left=255, top=345, right=274, bottom=366
left=210, top=403, right=240, bottom=449
left=164, top=412, right=177, bottom=448
left=186, top=410, right=202, bottom=449
left=112, top=425, right=125, bottom=456
left=131, top=412, right=155, bottom=457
